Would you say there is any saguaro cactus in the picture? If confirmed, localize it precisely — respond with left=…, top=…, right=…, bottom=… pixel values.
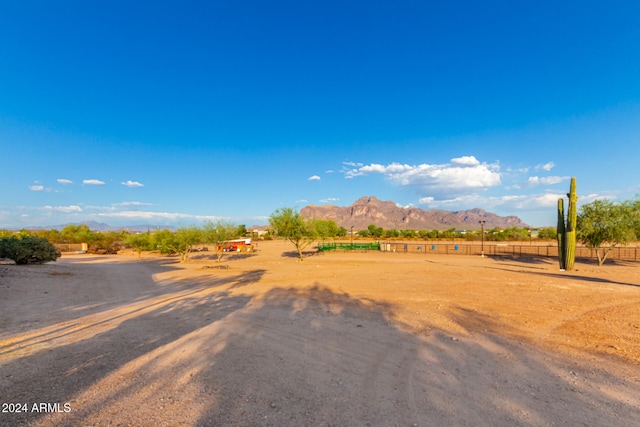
left=557, top=198, right=566, bottom=270
left=565, top=177, right=578, bottom=270
left=557, top=177, right=578, bottom=271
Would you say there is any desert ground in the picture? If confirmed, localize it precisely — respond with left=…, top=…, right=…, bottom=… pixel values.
left=1, top=240, right=639, bottom=426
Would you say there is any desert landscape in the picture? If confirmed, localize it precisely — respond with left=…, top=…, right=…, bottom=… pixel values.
left=1, top=240, right=639, bottom=426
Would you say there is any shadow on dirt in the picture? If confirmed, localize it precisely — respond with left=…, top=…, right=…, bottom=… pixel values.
left=532, top=271, right=639, bottom=288
left=2, top=264, right=639, bottom=426
left=574, top=257, right=640, bottom=267
left=187, top=286, right=640, bottom=426
left=485, top=263, right=639, bottom=288
left=281, top=250, right=320, bottom=259
left=488, top=254, right=554, bottom=266
left=189, top=252, right=258, bottom=262
left=0, top=259, right=263, bottom=426
left=487, top=253, right=640, bottom=269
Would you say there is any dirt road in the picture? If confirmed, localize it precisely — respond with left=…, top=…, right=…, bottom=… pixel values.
left=1, top=241, right=639, bottom=425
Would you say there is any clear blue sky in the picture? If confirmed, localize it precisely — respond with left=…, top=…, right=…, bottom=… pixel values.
left=2, top=1, right=639, bottom=229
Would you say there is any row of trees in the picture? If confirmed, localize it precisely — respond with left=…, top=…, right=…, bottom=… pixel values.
left=2, top=198, right=638, bottom=266
left=267, top=209, right=556, bottom=260
left=270, top=200, right=640, bottom=265
left=356, top=224, right=557, bottom=241
left=1, top=225, right=127, bottom=254
left=1, top=222, right=247, bottom=263
left=0, top=220, right=558, bottom=260
left=124, top=221, right=245, bottom=262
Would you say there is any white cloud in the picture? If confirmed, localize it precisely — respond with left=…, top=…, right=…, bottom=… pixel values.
left=320, top=197, right=339, bottom=203
left=451, top=156, right=480, bottom=166
left=29, top=185, right=45, bottom=191
left=57, top=178, right=73, bottom=185
left=536, top=162, right=556, bottom=172
left=581, top=193, right=616, bottom=203
left=95, top=210, right=226, bottom=223
left=113, top=201, right=153, bottom=207
left=396, top=202, right=415, bottom=209
left=44, top=205, right=83, bottom=213
left=418, top=192, right=564, bottom=212
left=342, top=161, right=363, bottom=167
left=526, top=177, right=540, bottom=186
left=121, top=180, right=144, bottom=188
left=526, top=176, right=568, bottom=187
left=345, top=156, right=501, bottom=198
left=540, top=176, right=567, bottom=185
left=360, top=163, right=390, bottom=174
left=308, top=175, right=321, bottom=181
left=342, top=161, right=365, bottom=178
left=83, top=179, right=105, bottom=186
left=509, top=193, right=565, bottom=209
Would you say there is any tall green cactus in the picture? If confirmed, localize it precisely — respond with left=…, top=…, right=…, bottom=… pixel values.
left=557, top=177, right=577, bottom=271
left=565, top=177, right=578, bottom=271
left=557, top=198, right=566, bottom=270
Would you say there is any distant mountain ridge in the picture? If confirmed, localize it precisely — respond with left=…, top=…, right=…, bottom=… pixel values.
left=300, top=196, right=529, bottom=230
left=19, top=221, right=175, bottom=232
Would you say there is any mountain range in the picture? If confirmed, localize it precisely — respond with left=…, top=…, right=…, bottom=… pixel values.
left=300, top=196, right=530, bottom=230
left=19, top=221, right=176, bottom=233
left=12, top=197, right=529, bottom=232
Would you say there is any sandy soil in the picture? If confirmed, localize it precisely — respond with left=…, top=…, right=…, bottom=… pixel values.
left=1, top=240, right=639, bottom=426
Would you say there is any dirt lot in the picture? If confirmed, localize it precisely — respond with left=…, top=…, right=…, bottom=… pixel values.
left=1, top=240, right=639, bottom=426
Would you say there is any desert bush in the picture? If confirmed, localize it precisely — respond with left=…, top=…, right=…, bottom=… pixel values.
left=537, top=227, right=557, bottom=240
left=88, top=231, right=123, bottom=254
left=0, top=236, right=61, bottom=264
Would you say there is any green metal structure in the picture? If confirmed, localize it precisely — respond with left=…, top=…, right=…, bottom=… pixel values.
left=317, top=242, right=381, bottom=252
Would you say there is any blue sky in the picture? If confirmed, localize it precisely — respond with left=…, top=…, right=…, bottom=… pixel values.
left=1, top=1, right=639, bottom=229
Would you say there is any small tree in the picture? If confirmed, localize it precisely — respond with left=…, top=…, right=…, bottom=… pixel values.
left=577, top=199, right=636, bottom=266
left=386, top=229, right=400, bottom=238
left=356, top=229, right=371, bottom=238
left=630, top=199, right=640, bottom=238
left=203, top=220, right=238, bottom=262
left=32, top=228, right=63, bottom=243
left=537, top=227, right=557, bottom=240
left=367, top=224, right=384, bottom=238
left=153, top=227, right=202, bottom=262
left=312, top=219, right=341, bottom=241
left=61, top=224, right=97, bottom=244
left=0, top=236, right=60, bottom=264
left=125, top=233, right=153, bottom=258
left=89, top=231, right=123, bottom=254
left=419, top=229, right=438, bottom=239
left=400, top=229, right=417, bottom=238
left=269, top=208, right=317, bottom=261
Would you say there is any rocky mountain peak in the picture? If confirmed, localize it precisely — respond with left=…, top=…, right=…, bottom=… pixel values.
left=300, top=196, right=529, bottom=230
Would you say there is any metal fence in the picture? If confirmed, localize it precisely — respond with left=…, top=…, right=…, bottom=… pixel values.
left=319, top=241, right=640, bottom=261
left=318, top=242, right=380, bottom=251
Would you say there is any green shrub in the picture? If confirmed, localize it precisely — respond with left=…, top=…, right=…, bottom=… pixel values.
left=0, top=236, right=61, bottom=264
